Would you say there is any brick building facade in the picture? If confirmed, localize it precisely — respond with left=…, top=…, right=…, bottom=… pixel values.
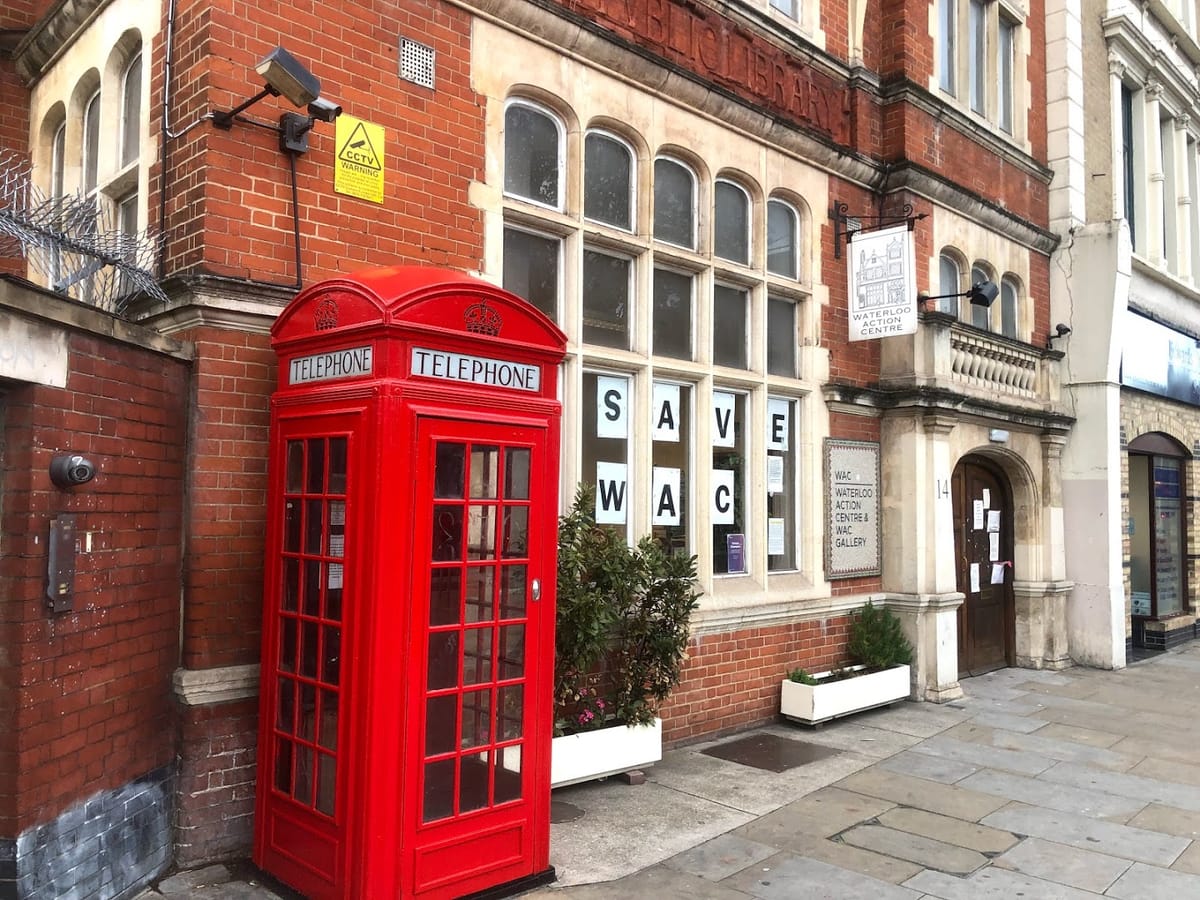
left=1, top=0, right=1066, bottom=895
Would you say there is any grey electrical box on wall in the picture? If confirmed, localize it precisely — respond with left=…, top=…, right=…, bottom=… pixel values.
left=47, top=515, right=76, bottom=613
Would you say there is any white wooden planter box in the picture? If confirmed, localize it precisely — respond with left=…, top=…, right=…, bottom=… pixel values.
left=550, top=718, right=662, bottom=788
left=780, top=664, right=911, bottom=725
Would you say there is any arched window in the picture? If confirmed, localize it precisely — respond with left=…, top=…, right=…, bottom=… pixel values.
left=653, top=157, right=696, bottom=249
left=1000, top=276, right=1019, bottom=338
left=714, top=179, right=750, bottom=265
left=50, top=122, right=66, bottom=200
left=503, top=101, right=563, bottom=209
left=970, top=263, right=991, bottom=330
left=120, top=51, right=142, bottom=168
left=82, top=89, right=101, bottom=195
left=584, top=131, right=634, bottom=231
left=938, top=251, right=962, bottom=315
left=767, top=198, right=798, bottom=279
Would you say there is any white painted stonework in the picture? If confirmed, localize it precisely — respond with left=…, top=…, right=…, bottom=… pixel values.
left=780, top=664, right=911, bottom=725
left=0, top=314, right=68, bottom=387
left=550, top=719, right=662, bottom=789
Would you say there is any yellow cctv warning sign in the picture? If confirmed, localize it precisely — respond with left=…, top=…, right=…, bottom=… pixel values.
left=334, top=116, right=385, bottom=203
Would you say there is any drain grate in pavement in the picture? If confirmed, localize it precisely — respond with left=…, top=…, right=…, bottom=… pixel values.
left=700, top=733, right=841, bottom=772
left=551, top=799, right=585, bottom=823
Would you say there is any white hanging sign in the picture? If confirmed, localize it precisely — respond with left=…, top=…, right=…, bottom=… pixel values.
left=652, top=383, right=681, bottom=442
left=711, top=470, right=735, bottom=524
left=767, top=399, right=790, bottom=451
left=595, top=461, right=628, bottom=525
left=595, top=376, right=628, bottom=439
left=712, top=392, right=736, bottom=448
left=652, top=467, right=681, bottom=525
left=847, top=223, right=917, bottom=341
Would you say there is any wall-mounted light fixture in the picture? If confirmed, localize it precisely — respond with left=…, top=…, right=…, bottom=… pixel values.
left=917, top=280, right=1000, bottom=310
left=212, top=46, right=322, bottom=129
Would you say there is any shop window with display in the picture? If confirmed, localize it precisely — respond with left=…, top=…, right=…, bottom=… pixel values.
left=1128, top=435, right=1188, bottom=621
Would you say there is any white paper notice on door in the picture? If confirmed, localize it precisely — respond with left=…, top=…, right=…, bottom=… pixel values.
left=768, top=518, right=785, bottom=555
left=982, top=488, right=991, bottom=508
left=991, top=563, right=1005, bottom=585
left=973, top=500, right=984, bottom=530
left=989, top=532, right=1000, bottom=561
left=970, top=562, right=980, bottom=593
left=987, top=510, right=1001, bottom=532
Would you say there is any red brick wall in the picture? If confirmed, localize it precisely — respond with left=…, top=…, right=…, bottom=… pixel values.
left=0, top=5, right=31, bottom=277
left=158, top=0, right=485, bottom=284
left=0, top=330, right=189, bottom=836
left=660, top=615, right=852, bottom=744
left=179, top=326, right=275, bottom=670
left=174, top=699, right=258, bottom=864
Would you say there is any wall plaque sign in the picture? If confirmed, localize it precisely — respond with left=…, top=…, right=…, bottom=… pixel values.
left=824, top=439, right=882, bottom=578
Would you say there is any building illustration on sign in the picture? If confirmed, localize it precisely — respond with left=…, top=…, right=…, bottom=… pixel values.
left=856, top=235, right=904, bottom=309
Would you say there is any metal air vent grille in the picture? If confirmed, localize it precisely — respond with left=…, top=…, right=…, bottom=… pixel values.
left=400, top=38, right=435, bottom=89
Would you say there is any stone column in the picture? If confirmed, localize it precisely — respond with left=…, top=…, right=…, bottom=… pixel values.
left=1175, top=115, right=1192, bottom=282
left=881, top=410, right=964, bottom=702
left=1109, top=53, right=1127, bottom=221
left=1145, top=80, right=1165, bottom=266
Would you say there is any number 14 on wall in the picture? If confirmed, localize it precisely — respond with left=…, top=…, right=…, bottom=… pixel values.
left=936, top=479, right=950, bottom=500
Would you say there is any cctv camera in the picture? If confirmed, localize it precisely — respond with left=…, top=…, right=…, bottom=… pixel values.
left=49, top=453, right=97, bottom=488
left=307, top=97, right=342, bottom=122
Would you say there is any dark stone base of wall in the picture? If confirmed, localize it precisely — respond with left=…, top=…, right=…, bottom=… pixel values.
left=0, top=766, right=172, bottom=900
left=1132, top=619, right=1199, bottom=653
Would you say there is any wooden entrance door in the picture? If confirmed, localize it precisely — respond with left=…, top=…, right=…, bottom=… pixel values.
left=951, top=458, right=1014, bottom=676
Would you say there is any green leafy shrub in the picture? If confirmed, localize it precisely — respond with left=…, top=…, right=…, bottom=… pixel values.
left=555, top=485, right=701, bottom=735
left=847, top=601, right=913, bottom=670
left=787, top=668, right=819, bottom=685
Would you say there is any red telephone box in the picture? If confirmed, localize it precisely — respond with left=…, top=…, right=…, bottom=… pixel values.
left=254, top=267, right=566, bottom=900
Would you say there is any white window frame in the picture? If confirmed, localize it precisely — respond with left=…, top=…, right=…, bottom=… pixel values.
left=714, top=178, right=752, bottom=266
left=766, top=197, right=800, bottom=280
left=119, top=51, right=142, bottom=170
left=82, top=89, right=101, bottom=197
left=502, top=98, right=565, bottom=212
left=583, top=129, right=636, bottom=233
left=653, top=155, right=698, bottom=251
left=495, top=96, right=818, bottom=586
left=937, top=0, right=1026, bottom=141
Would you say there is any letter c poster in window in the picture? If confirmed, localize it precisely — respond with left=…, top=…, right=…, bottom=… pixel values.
left=711, top=469, right=735, bottom=524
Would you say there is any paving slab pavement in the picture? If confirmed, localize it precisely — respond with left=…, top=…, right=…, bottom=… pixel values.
left=136, top=640, right=1200, bottom=899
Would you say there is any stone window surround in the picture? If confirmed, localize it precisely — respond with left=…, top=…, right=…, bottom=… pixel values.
left=497, top=92, right=820, bottom=593
left=931, top=0, right=1030, bottom=147
left=936, top=245, right=1026, bottom=339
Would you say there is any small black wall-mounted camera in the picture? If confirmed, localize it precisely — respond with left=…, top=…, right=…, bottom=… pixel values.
left=49, top=453, right=97, bottom=488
